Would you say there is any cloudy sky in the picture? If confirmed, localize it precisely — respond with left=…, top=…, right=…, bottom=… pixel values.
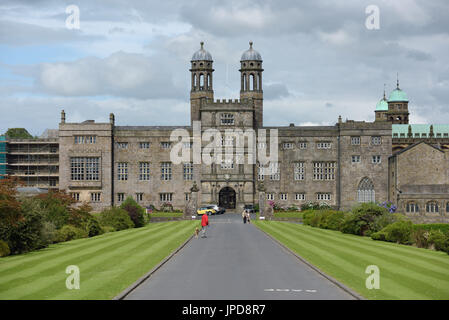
left=1, top=0, right=448, bottom=136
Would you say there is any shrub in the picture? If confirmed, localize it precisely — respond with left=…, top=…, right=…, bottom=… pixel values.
left=379, top=201, right=397, bottom=213
left=1, top=197, right=47, bottom=254
left=98, top=207, right=134, bottom=231
left=413, top=224, right=449, bottom=234
left=371, top=220, right=413, bottom=245
left=101, top=226, right=116, bottom=234
left=40, top=221, right=57, bottom=246
left=55, top=225, right=88, bottom=243
left=324, top=211, right=347, bottom=230
left=160, top=202, right=174, bottom=212
left=373, top=213, right=408, bottom=232
left=428, top=230, right=449, bottom=253
left=341, top=203, right=389, bottom=236
left=301, top=202, right=321, bottom=211
left=120, top=197, right=145, bottom=228
left=302, top=209, right=346, bottom=230
left=371, top=229, right=387, bottom=241
left=0, top=240, right=10, bottom=257
left=85, top=218, right=103, bottom=237
left=35, top=190, right=75, bottom=229
left=253, top=203, right=259, bottom=212
left=411, top=228, right=430, bottom=248
left=68, top=204, right=102, bottom=236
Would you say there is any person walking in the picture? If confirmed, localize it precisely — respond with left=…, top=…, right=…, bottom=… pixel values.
left=242, top=209, right=247, bottom=224
left=246, top=210, right=251, bottom=224
left=201, top=213, right=209, bottom=238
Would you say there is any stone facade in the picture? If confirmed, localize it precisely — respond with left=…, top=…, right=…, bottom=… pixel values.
left=55, top=43, right=396, bottom=212
left=49, top=42, right=446, bottom=220
left=389, top=142, right=449, bottom=222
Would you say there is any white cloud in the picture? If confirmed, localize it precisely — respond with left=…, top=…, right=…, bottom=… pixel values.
left=36, top=51, right=185, bottom=99
left=318, top=29, right=354, bottom=46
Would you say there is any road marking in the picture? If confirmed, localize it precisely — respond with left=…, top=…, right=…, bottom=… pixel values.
left=264, top=289, right=316, bottom=293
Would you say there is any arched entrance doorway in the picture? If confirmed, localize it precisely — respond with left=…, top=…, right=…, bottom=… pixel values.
left=219, top=187, right=236, bottom=209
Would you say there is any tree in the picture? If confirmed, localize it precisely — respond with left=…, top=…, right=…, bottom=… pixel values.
left=120, top=196, right=145, bottom=227
left=0, top=176, right=23, bottom=226
left=5, top=128, right=33, bottom=139
left=35, top=190, right=75, bottom=229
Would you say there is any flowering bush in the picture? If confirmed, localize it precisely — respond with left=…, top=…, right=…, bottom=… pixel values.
left=300, top=202, right=331, bottom=211
left=380, top=201, right=397, bottom=213
left=160, top=202, right=174, bottom=212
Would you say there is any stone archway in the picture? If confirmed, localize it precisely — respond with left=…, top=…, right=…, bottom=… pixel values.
left=219, top=187, right=236, bottom=209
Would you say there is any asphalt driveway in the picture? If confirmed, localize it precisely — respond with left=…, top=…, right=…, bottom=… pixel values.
left=125, top=213, right=355, bottom=300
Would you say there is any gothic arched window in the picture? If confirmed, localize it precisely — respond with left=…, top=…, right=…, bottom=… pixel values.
left=426, top=201, right=439, bottom=213
left=406, top=202, right=419, bottom=213
left=357, top=177, right=375, bottom=203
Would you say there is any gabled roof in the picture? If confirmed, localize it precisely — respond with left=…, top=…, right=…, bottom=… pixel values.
left=390, top=141, right=443, bottom=157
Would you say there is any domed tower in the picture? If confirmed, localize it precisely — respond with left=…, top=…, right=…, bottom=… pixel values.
left=374, top=87, right=389, bottom=122
left=240, top=41, right=264, bottom=128
left=190, top=42, right=214, bottom=124
left=386, top=77, right=409, bottom=124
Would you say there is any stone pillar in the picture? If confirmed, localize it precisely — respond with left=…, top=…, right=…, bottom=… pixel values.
left=258, top=181, right=272, bottom=220
left=184, top=181, right=199, bottom=218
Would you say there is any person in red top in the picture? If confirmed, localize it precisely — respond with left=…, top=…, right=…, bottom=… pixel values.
left=201, top=213, right=209, bottom=238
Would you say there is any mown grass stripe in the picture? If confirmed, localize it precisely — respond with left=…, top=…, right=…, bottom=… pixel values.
left=0, top=222, right=187, bottom=298
left=0, top=222, right=173, bottom=284
left=256, top=221, right=449, bottom=299
left=0, top=221, right=197, bottom=299
left=60, top=223, right=194, bottom=300
left=16, top=222, right=193, bottom=300
left=267, top=222, right=449, bottom=299
left=280, top=222, right=449, bottom=279
left=291, top=222, right=449, bottom=268
left=260, top=222, right=434, bottom=300
left=0, top=222, right=172, bottom=273
left=257, top=222, right=407, bottom=300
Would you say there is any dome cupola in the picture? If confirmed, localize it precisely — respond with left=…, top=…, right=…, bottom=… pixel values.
left=191, top=41, right=212, bottom=61
left=388, top=78, right=409, bottom=102
left=241, top=41, right=262, bottom=61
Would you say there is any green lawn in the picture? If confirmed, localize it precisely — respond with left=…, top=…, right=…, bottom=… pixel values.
left=254, top=221, right=449, bottom=300
left=272, top=211, right=303, bottom=219
left=0, top=220, right=197, bottom=300
left=150, top=212, right=184, bottom=218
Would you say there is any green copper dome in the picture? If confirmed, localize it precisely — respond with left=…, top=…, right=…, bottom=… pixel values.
left=375, top=98, right=388, bottom=111
left=388, top=88, right=408, bottom=102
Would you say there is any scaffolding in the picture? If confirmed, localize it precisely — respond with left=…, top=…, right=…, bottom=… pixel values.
left=6, top=138, right=59, bottom=189
left=0, top=135, right=6, bottom=179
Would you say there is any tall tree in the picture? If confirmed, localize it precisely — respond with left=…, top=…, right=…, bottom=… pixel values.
left=5, top=128, right=33, bottom=139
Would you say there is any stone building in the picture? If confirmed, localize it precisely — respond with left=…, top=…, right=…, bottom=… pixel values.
left=3, top=42, right=448, bottom=221
left=389, top=142, right=449, bottom=222
left=56, top=42, right=392, bottom=212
